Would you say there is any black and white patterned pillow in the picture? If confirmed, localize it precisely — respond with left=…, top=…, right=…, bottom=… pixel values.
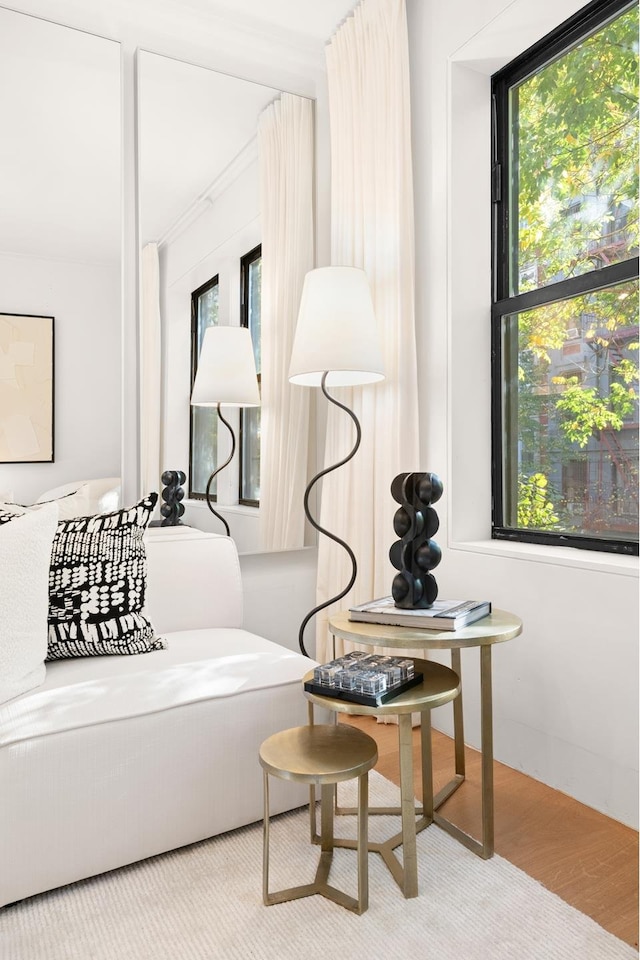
left=46, top=493, right=163, bottom=659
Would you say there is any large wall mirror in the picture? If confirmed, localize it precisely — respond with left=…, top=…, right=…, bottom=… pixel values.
left=0, top=8, right=121, bottom=504
left=137, top=51, right=316, bottom=554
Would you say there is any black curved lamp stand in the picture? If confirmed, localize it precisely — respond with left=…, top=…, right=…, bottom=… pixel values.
left=204, top=402, right=235, bottom=538
left=298, top=371, right=361, bottom=657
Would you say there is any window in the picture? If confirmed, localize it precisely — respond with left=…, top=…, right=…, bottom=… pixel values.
left=189, top=275, right=219, bottom=499
left=239, top=245, right=261, bottom=506
left=491, top=0, right=639, bottom=555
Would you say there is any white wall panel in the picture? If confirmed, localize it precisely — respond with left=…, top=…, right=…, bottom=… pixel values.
left=407, top=0, right=639, bottom=826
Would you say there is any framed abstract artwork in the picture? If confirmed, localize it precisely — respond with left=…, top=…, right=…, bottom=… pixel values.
left=0, top=313, right=54, bottom=463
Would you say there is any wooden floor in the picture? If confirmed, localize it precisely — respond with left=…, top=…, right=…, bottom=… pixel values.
left=343, top=715, right=639, bottom=948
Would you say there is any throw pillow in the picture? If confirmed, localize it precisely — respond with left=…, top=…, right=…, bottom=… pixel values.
left=0, top=503, right=58, bottom=704
left=46, top=493, right=163, bottom=659
left=0, top=487, right=92, bottom=521
left=35, top=477, right=121, bottom=516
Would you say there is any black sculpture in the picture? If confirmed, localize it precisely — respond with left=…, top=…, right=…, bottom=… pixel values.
left=389, top=472, right=443, bottom=608
left=159, top=470, right=186, bottom=527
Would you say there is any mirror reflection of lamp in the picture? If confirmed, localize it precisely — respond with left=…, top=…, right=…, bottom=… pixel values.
left=288, top=266, right=385, bottom=657
left=190, top=326, right=260, bottom=536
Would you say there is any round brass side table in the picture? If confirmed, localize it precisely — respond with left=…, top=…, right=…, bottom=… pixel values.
left=259, top=723, right=377, bottom=914
left=303, top=657, right=461, bottom=899
left=327, top=609, right=523, bottom=860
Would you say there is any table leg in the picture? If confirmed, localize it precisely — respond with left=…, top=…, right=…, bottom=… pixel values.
left=433, top=645, right=495, bottom=859
left=398, top=713, right=419, bottom=898
left=328, top=708, right=433, bottom=897
left=420, top=709, right=434, bottom=823
left=320, top=783, right=334, bottom=853
left=262, top=770, right=270, bottom=905
left=357, top=773, right=369, bottom=913
left=480, top=644, right=494, bottom=858
left=264, top=771, right=362, bottom=912
left=433, top=650, right=465, bottom=811
left=451, top=647, right=466, bottom=778
left=308, top=702, right=339, bottom=842
left=308, top=702, right=318, bottom=840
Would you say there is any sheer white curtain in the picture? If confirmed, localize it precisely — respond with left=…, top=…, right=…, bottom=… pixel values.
left=314, top=0, right=419, bottom=662
left=258, top=93, right=315, bottom=551
left=140, top=242, right=162, bottom=499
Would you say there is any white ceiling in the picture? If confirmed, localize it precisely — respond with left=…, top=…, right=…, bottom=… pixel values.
left=138, top=54, right=281, bottom=246
left=166, top=0, right=356, bottom=43
left=0, top=0, right=358, bottom=265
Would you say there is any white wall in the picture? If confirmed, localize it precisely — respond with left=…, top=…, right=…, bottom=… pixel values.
left=240, top=546, right=318, bottom=656
left=407, top=0, right=639, bottom=826
left=0, top=253, right=120, bottom=503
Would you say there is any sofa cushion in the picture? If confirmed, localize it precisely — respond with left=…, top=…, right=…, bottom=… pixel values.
left=0, top=503, right=58, bottom=705
left=0, top=628, right=312, bottom=747
left=45, top=494, right=162, bottom=660
left=144, top=530, right=243, bottom=633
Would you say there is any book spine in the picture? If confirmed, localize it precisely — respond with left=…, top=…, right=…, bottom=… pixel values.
left=349, top=613, right=457, bottom=630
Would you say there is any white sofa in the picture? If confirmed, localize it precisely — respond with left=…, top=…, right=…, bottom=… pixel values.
left=0, top=528, right=318, bottom=907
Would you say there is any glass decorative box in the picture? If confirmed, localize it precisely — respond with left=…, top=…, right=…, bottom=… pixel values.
left=304, top=651, right=422, bottom=706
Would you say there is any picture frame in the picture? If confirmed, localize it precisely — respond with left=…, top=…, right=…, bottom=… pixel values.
left=0, top=313, right=54, bottom=463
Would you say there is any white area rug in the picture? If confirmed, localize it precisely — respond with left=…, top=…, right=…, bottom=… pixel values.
left=1, top=773, right=635, bottom=960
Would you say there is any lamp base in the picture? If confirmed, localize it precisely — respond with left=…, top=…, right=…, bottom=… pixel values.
left=204, top=404, right=235, bottom=538
left=298, top=372, right=361, bottom=657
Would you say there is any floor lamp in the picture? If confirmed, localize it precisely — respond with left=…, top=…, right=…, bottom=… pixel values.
left=288, top=266, right=385, bottom=657
left=190, top=325, right=260, bottom=536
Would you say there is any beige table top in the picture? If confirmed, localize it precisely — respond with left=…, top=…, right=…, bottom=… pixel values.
left=303, top=658, right=461, bottom=718
left=328, top=608, right=523, bottom=651
left=259, top=724, right=378, bottom=784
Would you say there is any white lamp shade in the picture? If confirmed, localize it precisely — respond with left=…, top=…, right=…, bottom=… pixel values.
left=190, top=326, right=260, bottom=407
left=288, top=266, right=385, bottom=387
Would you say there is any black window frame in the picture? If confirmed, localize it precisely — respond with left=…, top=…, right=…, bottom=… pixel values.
left=239, top=244, right=262, bottom=507
left=188, top=273, right=220, bottom=501
left=491, top=0, right=639, bottom=557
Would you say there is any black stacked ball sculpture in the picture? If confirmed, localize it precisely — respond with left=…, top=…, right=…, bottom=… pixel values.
left=159, top=470, right=186, bottom=527
left=389, top=472, right=443, bottom=609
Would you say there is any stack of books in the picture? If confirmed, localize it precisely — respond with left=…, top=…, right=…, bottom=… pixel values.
left=348, top=597, right=491, bottom=631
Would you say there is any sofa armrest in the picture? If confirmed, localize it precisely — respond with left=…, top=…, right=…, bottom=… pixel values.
left=144, top=530, right=243, bottom=633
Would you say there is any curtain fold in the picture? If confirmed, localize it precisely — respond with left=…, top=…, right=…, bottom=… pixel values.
left=315, top=0, right=420, bottom=662
left=140, top=242, right=162, bottom=500
left=258, top=93, right=315, bottom=551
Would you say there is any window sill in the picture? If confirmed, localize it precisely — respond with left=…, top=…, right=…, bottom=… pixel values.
left=185, top=499, right=259, bottom=517
left=449, top=536, right=639, bottom=578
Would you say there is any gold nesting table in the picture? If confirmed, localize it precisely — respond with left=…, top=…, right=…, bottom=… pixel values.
left=259, top=723, right=378, bottom=914
left=303, top=657, right=461, bottom=899
left=326, top=610, right=523, bottom=861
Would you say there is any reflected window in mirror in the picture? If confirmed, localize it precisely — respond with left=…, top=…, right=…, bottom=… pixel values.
left=189, top=275, right=220, bottom=499
left=240, top=245, right=262, bottom=506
